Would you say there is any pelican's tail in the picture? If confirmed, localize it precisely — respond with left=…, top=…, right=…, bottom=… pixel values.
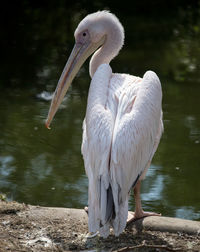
left=88, top=176, right=116, bottom=238
left=88, top=176, right=128, bottom=237
left=87, top=179, right=100, bottom=234
left=99, top=183, right=115, bottom=237
left=111, top=183, right=129, bottom=236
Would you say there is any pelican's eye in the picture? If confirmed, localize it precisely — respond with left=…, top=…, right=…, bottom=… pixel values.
left=77, top=30, right=89, bottom=43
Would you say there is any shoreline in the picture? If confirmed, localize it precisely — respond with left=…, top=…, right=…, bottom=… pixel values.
left=0, top=201, right=199, bottom=251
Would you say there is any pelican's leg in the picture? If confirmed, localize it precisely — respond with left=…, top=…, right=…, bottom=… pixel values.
left=127, top=180, right=161, bottom=224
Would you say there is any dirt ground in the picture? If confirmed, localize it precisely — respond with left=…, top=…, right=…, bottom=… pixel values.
left=0, top=201, right=199, bottom=251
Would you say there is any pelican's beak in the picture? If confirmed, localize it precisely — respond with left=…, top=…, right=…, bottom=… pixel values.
left=45, top=36, right=105, bottom=129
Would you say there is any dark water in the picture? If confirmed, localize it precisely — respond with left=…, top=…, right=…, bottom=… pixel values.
left=0, top=2, right=200, bottom=221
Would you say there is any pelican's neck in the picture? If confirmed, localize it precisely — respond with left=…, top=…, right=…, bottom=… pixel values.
left=89, top=20, right=124, bottom=78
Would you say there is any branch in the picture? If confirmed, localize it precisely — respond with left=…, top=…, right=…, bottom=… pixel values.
left=112, top=242, right=182, bottom=252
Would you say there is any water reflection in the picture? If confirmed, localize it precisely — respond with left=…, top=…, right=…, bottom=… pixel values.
left=36, top=91, right=53, bottom=101
left=176, top=207, right=200, bottom=220
left=0, top=3, right=200, bottom=221
left=142, top=165, right=165, bottom=202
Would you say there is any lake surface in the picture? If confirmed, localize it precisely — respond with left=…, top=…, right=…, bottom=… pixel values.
left=0, top=3, right=200, bottom=221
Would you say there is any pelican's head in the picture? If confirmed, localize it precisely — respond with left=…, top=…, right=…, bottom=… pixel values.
left=45, top=11, right=124, bottom=129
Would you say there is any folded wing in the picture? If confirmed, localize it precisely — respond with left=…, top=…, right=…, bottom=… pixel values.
left=110, top=70, right=163, bottom=235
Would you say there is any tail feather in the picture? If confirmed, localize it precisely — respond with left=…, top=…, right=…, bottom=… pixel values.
left=105, top=185, right=115, bottom=222
left=100, top=177, right=115, bottom=225
left=100, top=183, right=116, bottom=238
left=88, top=177, right=116, bottom=237
left=88, top=176, right=128, bottom=237
left=112, top=197, right=128, bottom=236
left=111, top=182, right=129, bottom=236
left=88, top=179, right=100, bottom=233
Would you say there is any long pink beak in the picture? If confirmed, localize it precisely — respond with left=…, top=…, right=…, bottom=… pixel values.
left=45, top=36, right=105, bottom=129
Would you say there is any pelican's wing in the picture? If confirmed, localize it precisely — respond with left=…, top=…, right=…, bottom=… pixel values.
left=110, top=71, right=163, bottom=234
left=81, top=64, right=116, bottom=237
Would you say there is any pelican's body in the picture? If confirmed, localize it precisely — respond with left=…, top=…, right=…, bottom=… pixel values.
left=82, top=65, right=163, bottom=237
left=46, top=11, right=163, bottom=238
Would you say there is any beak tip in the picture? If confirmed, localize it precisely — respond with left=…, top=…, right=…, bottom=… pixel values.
left=45, top=120, right=51, bottom=130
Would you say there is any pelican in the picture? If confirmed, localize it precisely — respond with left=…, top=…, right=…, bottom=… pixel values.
left=46, top=11, right=163, bottom=238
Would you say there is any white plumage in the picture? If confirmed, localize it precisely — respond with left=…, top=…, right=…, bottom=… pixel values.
left=82, top=65, right=163, bottom=237
left=46, top=11, right=163, bottom=238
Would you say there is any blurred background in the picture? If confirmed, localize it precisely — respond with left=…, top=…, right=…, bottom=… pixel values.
left=0, top=0, right=200, bottom=220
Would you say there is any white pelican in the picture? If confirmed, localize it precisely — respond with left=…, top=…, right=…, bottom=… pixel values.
left=46, top=11, right=163, bottom=238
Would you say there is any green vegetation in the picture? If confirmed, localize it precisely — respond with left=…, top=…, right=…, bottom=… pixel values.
left=0, top=1, right=200, bottom=87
